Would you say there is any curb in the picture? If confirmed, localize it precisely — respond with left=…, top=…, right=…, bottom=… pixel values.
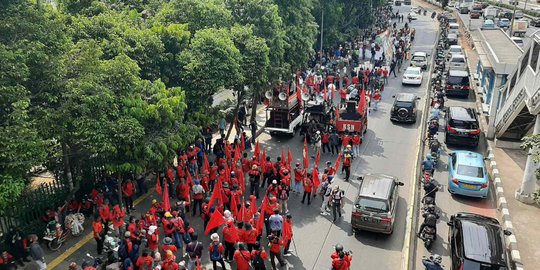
left=467, top=50, right=525, bottom=270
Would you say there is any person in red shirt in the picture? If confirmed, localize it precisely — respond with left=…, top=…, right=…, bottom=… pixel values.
left=372, top=89, right=381, bottom=111
left=262, top=157, right=274, bottom=189
left=241, top=153, right=251, bottom=172
left=342, top=150, right=353, bottom=182
left=301, top=173, right=314, bottom=205
left=209, top=162, right=218, bottom=191
left=351, top=133, right=361, bottom=157
left=136, top=250, right=153, bottom=270
left=111, top=205, right=125, bottom=233
left=293, top=163, right=304, bottom=194
left=268, top=234, right=286, bottom=269
left=0, top=251, right=16, bottom=270
left=98, top=202, right=111, bottom=223
left=351, top=74, right=360, bottom=85
left=208, top=233, right=226, bottom=269
left=222, top=220, right=239, bottom=261
left=339, top=88, right=348, bottom=106
left=248, top=164, right=261, bottom=198
left=242, top=223, right=258, bottom=251
left=92, top=216, right=105, bottom=255
left=233, top=243, right=251, bottom=270
left=161, top=250, right=178, bottom=270
left=331, top=245, right=352, bottom=270
left=341, top=134, right=351, bottom=152
left=325, top=161, right=336, bottom=181
left=282, top=214, right=293, bottom=256
left=321, top=131, right=330, bottom=154
left=147, top=226, right=159, bottom=253
left=383, top=67, right=389, bottom=84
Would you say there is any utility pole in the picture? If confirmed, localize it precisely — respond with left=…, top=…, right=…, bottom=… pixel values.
left=320, top=9, right=324, bottom=62
left=509, top=1, right=517, bottom=37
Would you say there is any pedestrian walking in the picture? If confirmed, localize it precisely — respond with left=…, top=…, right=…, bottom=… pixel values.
left=321, top=131, right=331, bottom=154
left=222, top=221, right=239, bottom=262
left=293, top=163, right=304, bottom=194
left=28, top=235, right=46, bottom=270
left=268, top=209, right=283, bottom=237
left=389, top=60, right=397, bottom=78
left=329, top=132, right=340, bottom=155
left=342, top=151, right=352, bottom=182
left=282, top=214, right=293, bottom=256
left=122, top=179, right=136, bottom=213
left=250, top=242, right=268, bottom=270
left=250, top=120, right=257, bottom=143
left=331, top=186, right=345, bottom=223
left=229, top=243, right=249, bottom=270
left=249, top=164, right=261, bottom=198
left=301, top=173, right=314, bottom=205
left=268, top=234, right=286, bottom=270
left=351, top=133, right=361, bottom=157
left=218, top=117, right=226, bottom=137
left=191, top=180, right=205, bottom=217
left=136, top=249, right=153, bottom=270
left=92, top=216, right=106, bottom=255
left=319, top=177, right=333, bottom=215
left=185, top=233, right=203, bottom=270
left=208, top=233, right=226, bottom=270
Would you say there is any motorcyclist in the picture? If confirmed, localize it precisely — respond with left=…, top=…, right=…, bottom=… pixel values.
left=430, top=104, right=442, bottom=120
left=429, top=135, right=442, bottom=156
left=421, top=154, right=435, bottom=176
left=417, top=209, right=439, bottom=238
left=423, top=180, right=439, bottom=201
left=427, top=119, right=439, bottom=138
left=422, top=254, right=443, bottom=270
left=330, top=244, right=352, bottom=269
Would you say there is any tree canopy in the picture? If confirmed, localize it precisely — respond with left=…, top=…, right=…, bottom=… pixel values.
left=0, top=0, right=381, bottom=206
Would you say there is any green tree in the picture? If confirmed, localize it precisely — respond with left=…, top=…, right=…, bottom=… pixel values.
left=157, top=0, right=232, bottom=32
left=179, top=28, right=242, bottom=112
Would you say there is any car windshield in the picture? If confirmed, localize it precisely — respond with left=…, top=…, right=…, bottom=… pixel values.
left=356, top=197, right=389, bottom=212
left=449, top=119, right=478, bottom=129
left=457, top=165, right=484, bottom=178
left=412, top=56, right=425, bottom=61
left=395, top=101, right=412, bottom=107
left=452, top=57, right=465, bottom=63
left=448, top=75, right=469, bottom=85
left=450, top=48, right=462, bottom=53
left=405, top=69, right=420, bottom=76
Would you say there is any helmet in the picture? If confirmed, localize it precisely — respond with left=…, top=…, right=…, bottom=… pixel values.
left=433, top=134, right=438, bottom=140
left=430, top=254, right=442, bottom=264
left=282, top=169, right=289, bottom=175
left=334, top=244, right=344, bottom=252
left=426, top=153, right=432, bottom=160
left=316, top=131, right=321, bottom=134
left=124, top=231, right=131, bottom=238
left=272, top=180, right=277, bottom=185
left=231, top=171, right=235, bottom=177
left=296, top=162, right=300, bottom=167
left=346, top=145, right=352, bottom=149
left=434, top=103, right=440, bottom=109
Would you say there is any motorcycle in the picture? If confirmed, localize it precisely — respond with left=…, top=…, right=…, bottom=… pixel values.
left=422, top=254, right=444, bottom=270
left=43, top=220, right=69, bottom=251
left=420, top=226, right=437, bottom=249
left=422, top=179, right=440, bottom=204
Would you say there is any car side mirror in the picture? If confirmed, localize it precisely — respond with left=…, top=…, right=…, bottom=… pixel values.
left=503, top=230, right=512, bottom=236
left=483, top=156, right=491, bottom=161
left=392, top=95, right=396, bottom=98
left=416, top=97, right=421, bottom=100
left=476, top=112, right=481, bottom=116
left=447, top=221, right=454, bottom=227
left=397, top=182, right=405, bottom=186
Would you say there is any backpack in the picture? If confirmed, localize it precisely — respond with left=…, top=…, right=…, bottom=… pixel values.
left=319, top=182, right=329, bottom=196
left=252, top=251, right=265, bottom=268
left=210, top=243, right=222, bottom=261
left=278, top=188, right=288, bottom=200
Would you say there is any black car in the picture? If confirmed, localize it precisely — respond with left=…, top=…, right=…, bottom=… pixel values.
left=531, top=18, right=540, bottom=27
left=447, top=213, right=512, bottom=270
left=390, top=93, right=419, bottom=123
left=445, top=107, right=480, bottom=147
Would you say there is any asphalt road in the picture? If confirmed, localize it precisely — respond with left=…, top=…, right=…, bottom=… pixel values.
left=497, top=0, right=540, bottom=12
left=454, top=4, right=539, bottom=47
left=42, top=4, right=440, bottom=270
left=412, top=10, right=498, bottom=270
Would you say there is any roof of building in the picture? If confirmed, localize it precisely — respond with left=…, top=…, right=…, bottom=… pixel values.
left=480, top=29, right=521, bottom=71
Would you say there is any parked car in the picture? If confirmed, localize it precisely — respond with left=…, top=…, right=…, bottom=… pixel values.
left=447, top=213, right=512, bottom=270
left=394, top=0, right=402, bottom=6
left=446, top=69, right=470, bottom=97
left=481, top=19, right=497, bottom=30
left=447, top=33, right=459, bottom=46
left=390, top=93, right=419, bottom=123
left=445, top=107, right=480, bottom=147
left=514, top=10, right=524, bottom=19
left=448, top=151, right=487, bottom=197
left=498, top=18, right=510, bottom=28
left=402, top=67, right=423, bottom=85
left=403, top=0, right=411, bottom=4
left=531, top=18, right=540, bottom=27
left=447, top=45, right=464, bottom=59
left=448, top=54, right=467, bottom=71
left=470, top=8, right=482, bottom=18
left=410, top=51, right=428, bottom=70
left=352, top=173, right=404, bottom=234
left=508, top=0, right=518, bottom=5
left=408, top=12, right=418, bottom=20
left=511, top=37, right=524, bottom=47
left=448, top=22, right=460, bottom=36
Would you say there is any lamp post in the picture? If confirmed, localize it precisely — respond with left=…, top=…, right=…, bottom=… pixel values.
left=509, top=0, right=517, bottom=36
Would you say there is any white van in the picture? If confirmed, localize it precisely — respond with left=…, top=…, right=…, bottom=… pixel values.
left=448, top=23, right=460, bottom=36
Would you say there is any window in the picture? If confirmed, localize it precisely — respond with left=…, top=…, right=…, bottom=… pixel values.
left=450, top=119, right=479, bottom=129
left=448, top=75, right=469, bottom=85
left=519, top=45, right=530, bottom=78
left=530, top=42, right=539, bottom=72
left=356, top=197, right=389, bottom=212
left=509, top=74, right=517, bottom=92
left=457, top=164, right=484, bottom=178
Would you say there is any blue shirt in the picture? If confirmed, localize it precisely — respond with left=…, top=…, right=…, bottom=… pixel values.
left=269, top=214, right=283, bottom=231
left=422, top=160, right=434, bottom=170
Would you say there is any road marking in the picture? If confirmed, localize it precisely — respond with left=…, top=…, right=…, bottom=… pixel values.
left=49, top=191, right=152, bottom=269
left=402, top=6, right=440, bottom=269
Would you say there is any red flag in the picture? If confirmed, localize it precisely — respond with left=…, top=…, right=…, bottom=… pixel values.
left=260, top=195, right=269, bottom=215
left=225, top=144, right=232, bottom=161
left=203, top=153, right=210, bottom=173
left=261, top=150, right=267, bottom=173
left=238, top=198, right=249, bottom=222
left=155, top=175, right=162, bottom=196
left=205, top=209, right=226, bottom=235
left=196, top=257, right=202, bottom=270
left=230, top=194, right=238, bottom=218
left=237, top=168, right=245, bottom=193
left=303, top=138, right=309, bottom=169
left=358, top=88, right=367, bottom=115
left=234, top=145, right=241, bottom=164
left=240, top=133, right=246, bottom=151
left=250, top=196, right=258, bottom=215
left=314, top=147, right=321, bottom=167
left=254, top=141, right=260, bottom=159
left=287, top=149, right=293, bottom=166
left=281, top=149, right=286, bottom=166
left=312, top=167, right=320, bottom=191
left=256, top=210, right=265, bottom=235
left=186, top=169, right=193, bottom=186
left=208, top=179, right=223, bottom=210
left=162, top=180, right=171, bottom=212
left=324, top=82, right=328, bottom=101
left=334, top=153, right=342, bottom=173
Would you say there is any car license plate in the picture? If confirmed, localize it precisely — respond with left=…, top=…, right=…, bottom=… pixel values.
left=362, top=217, right=380, bottom=223
left=463, top=184, right=476, bottom=189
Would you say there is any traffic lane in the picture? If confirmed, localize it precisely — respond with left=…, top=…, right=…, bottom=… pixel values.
left=413, top=93, right=498, bottom=269
left=498, top=0, right=540, bottom=12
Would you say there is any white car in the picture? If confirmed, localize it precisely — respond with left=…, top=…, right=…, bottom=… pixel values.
left=410, top=51, right=428, bottom=70
left=402, top=67, right=423, bottom=85
left=408, top=12, right=418, bottom=20
left=447, top=45, right=464, bottom=59
left=448, top=54, right=467, bottom=71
